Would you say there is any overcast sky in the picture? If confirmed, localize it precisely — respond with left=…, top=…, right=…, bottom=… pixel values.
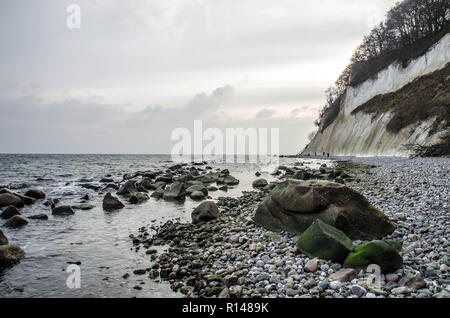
left=0, top=0, right=397, bottom=154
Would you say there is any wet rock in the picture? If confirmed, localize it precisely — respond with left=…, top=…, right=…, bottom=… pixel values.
left=254, top=180, right=395, bottom=240
left=150, top=188, right=164, bottom=199
left=0, top=229, right=8, bottom=245
left=4, top=215, right=29, bottom=228
left=190, top=191, right=206, bottom=200
left=0, top=245, right=25, bottom=268
left=103, top=193, right=125, bottom=211
left=52, top=205, right=75, bottom=216
left=252, top=179, right=268, bottom=188
left=186, top=184, right=208, bottom=196
left=72, top=204, right=95, bottom=211
left=129, top=192, right=150, bottom=204
left=344, top=240, right=403, bottom=273
left=147, top=181, right=167, bottom=191
left=163, top=183, right=186, bottom=201
left=0, top=193, right=24, bottom=208
left=192, top=201, right=221, bottom=224
left=298, top=220, right=353, bottom=263
left=24, top=189, right=46, bottom=200
left=1, top=206, right=21, bottom=219
left=116, top=180, right=138, bottom=196
left=29, top=214, right=49, bottom=220
left=141, top=178, right=153, bottom=190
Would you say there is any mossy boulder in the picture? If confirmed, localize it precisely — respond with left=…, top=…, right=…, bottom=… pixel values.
left=298, top=219, right=353, bottom=263
left=254, top=179, right=395, bottom=240
left=343, top=240, right=403, bottom=273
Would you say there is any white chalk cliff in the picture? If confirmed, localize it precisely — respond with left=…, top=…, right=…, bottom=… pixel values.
left=303, top=33, right=450, bottom=157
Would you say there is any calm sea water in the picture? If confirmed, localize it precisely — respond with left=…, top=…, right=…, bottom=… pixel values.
left=0, top=154, right=331, bottom=298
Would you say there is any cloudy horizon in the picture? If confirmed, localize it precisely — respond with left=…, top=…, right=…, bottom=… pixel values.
left=0, top=0, right=397, bottom=154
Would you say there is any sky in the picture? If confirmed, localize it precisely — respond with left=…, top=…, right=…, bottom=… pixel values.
left=0, top=0, right=397, bottom=154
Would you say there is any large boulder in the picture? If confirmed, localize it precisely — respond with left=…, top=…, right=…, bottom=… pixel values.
left=52, top=205, right=75, bottom=216
left=163, top=183, right=186, bottom=201
left=298, top=219, right=353, bottom=263
left=254, top=180, right=395, bottom=240
left=1, top=206, right=21, bottom=219
left=4, top=215, right=29, bottom=228
left=0, top=229, right=8, bottom=245
left=116, top=180, right=138, bottom=196
left=24, top=189, right=46, bottom=200
left=0, top=245, right=25, bottom=268
left=343, top=240, right=403, bottom=273
left=192, top=201, right=220, bottom=224
left=0, top=193, right=24, bottom=208
left=103, top=193, right=125, bottom=210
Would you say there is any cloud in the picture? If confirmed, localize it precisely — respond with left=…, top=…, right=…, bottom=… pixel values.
left=254, top=109, right=275, bottom=119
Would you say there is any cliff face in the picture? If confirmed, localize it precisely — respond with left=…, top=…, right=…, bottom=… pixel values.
left=303, top=33, right=450, bottom=157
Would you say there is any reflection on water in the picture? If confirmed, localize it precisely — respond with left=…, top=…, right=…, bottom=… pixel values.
left=0, top=154, right=331, bottom=298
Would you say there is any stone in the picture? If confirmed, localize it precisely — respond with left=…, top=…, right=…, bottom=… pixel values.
left=254, top=180, right=395, bottom=240
left=192, top=201, right=220, bottom=224
left=4, top=215, right=29, bottom=228
left=1, top=206, right=21, bottom=219
left=351, top=285, right=367, bottom=297
left=0, top=245, right=25, bottom=268
left=218, top=287, right=230, bottom=298
left=24, top=189, right=46, bottom=200
left=386, top=273, right=399, bottom=282
left=186, top=184, right=208, bottom=196
left=0, top=229, right=8, bottom=245
left=52, top=206, right=75, bottom=216
left=399, top=275, right=427, bottom=290
left=129, top=192, right=149, bottom=204
left=29, top=214, right=48, bottom=220
left=252, top=179, right=268, bottom=188
left=298, top=220, right=353, bottom=263
left=150, top=188, right=164, bottom=199
left=163, top=182, right=186, bottom=201
left=103, top=193, right=125, bottom=210
left=329, top=281, right=343, bottom=290
left=190, top=191, right=206, bottom=200
left=329, top=268, right=358, bottom=282
left=0, top=193, right=24, bottom=208
left=391, top=286, right=409, bottom=295
left=116, top=180, right=138, bottom=195
left=305, top=258, right=319, bottom=272
left=344, top=240, right=403, bottom=273
left=141, top=178, right=154, bottom=190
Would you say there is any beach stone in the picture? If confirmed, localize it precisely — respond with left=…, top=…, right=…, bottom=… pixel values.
left=52, top=206, right=75, bottom=216
left=399, top=275, right=426, bottom=290
left=220, top=175, right=240, bottom=186
left=116, top=180, right=138, bottom=196
left=305, top=258, right=319, bottom=272
left=344, top=240, right=403, bottom=273
left=252, top=179, right=268, bottom=188
left=329, top=268, right=358, bottom=282
left=186, top=184, right=208, bottom=196
left=0, top=230, right=8, bottom=245
left=129, top=192, right=149, bottom=204
left=0, top=245, right=25, bottom=268
left=386, top=273, right=399, bottom=282
left=254, top=180, right=395, bottom=240
left=163, top=183, right=186, bottom=201
left=29, top=214, right=48, bottom=220
left=192, top=201, right=220, bottom=224
left=329, top=281, right=343, bottom=290
left=298, top=220, right=353, bottom=263
left=391, top=286, right=409, bottom=295
left=150, top=188, right=164, bottom=199
left=351, top=285, right=367, bottom=297
left=147, top=181, right=167, bottom=191
left=103, top=193, right=125, bottom=210
left=141, top=178, right=153, bottom=190
left=0, top=193, right=24, bottom=208
left=24, top=189, right=46, bottom=200
left=1, top=206, right=21, bottom=219
left=4, top=215, right=29, bottom=228
left=190, top=191, right=206, bottom=200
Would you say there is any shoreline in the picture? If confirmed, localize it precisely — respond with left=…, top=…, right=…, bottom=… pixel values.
left=129, top=157, right=449, bottom=298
